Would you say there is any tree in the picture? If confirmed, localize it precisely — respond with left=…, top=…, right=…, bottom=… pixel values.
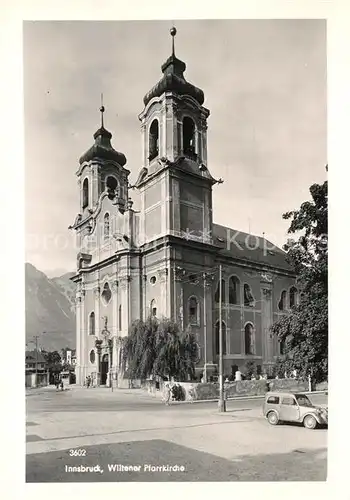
left=42, top=350, right=62, bottom=374
left=271, top=175, right=328, bottom=385
left=122, top=317, right=199, bottom=381
left=244, top=360, right=256, bottom=378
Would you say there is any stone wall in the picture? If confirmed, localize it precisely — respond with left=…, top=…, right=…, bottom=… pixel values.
left=175, top=378, right=309, bottom=401
left=138, top=377, right=316, bottom=401
left=268, top=378, right=308, bottom=392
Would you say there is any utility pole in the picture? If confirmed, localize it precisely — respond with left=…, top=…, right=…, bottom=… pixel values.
left=218, top=264, right=226, bottom=412
left=33, top=335, right=39, bottom=387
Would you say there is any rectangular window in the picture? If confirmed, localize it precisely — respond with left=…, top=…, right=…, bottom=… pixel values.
left=267, top=396, right=279, bottom=404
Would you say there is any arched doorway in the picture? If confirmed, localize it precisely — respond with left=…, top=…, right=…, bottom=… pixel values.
left=101, top=353, right=109, bottom=385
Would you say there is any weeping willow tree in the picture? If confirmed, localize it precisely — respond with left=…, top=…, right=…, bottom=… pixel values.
left=121, top=317, right=199, bottom=381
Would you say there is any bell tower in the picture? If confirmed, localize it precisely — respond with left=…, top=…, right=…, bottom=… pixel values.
left=77, top=103, right=129, bottom=216
left=139, top=27, right=209, bottom=166
left=71, top=103, right=130, bottom=269
left=135, top=27, right=219, bottom=245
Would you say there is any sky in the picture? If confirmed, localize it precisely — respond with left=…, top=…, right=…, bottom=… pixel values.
left=24, top=20, right=327, bottom=277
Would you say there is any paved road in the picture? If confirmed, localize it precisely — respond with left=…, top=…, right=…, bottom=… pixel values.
left=26, top=387, right=327, bottom=482
left=26, top=385, right=327, bottom=413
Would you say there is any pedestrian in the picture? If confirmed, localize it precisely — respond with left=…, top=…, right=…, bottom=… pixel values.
left=87, top=375, right=91, bottom=388
left=163, top=383, right=171, bottom=406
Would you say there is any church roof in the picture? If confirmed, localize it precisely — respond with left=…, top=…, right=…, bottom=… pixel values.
left=212, top=223, right=293, bottom=272
left=79, top=106, right=127, bottom=166
left=79, top=126, right=127, bottom=166
left=25, top=350, right=47, bottom=364
left=143, top=28, right=204, bottom=107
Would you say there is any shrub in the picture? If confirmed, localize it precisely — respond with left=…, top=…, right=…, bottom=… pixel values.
left=244, top=360, right=256, bottom=378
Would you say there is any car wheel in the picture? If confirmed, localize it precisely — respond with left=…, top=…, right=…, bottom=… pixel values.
left=303, top=415, right=317, bottom=429
left=267, top=411, right=279, bottom=425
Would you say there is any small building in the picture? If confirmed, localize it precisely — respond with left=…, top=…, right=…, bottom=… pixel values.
left=25, top=350, right=48, bottom=388
left=60, top=348, right=77, bottom=367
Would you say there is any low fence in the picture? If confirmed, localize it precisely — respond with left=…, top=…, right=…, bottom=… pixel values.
left=140, top=378, right=313, bottom=402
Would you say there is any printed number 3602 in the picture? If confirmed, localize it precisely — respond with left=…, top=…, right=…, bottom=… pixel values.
left=69, top=449, right=86, bottom=456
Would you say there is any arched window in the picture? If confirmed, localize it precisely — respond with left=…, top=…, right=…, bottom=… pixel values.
left=215, top=279, right=226, bottom=304
left=289, top=287, right=298, bottom=308
left=244, top=284, right=255, bottom=307
left=89, top=312, right=95, bottom=336
left=229, top=276, right=240, bottom=304
left=245, top=323, right=255, bottom=355
left=104, top=213, right=110, bottom=240
left=149, top=119, right=159, bottom=161
left=89, top=350, right=96, bottom=363
left=278, top=290, right=287, bottom=311
left=118, top=304, right=122, bottom=330
left=101, top=283, right=112, bottom=305
left=150, top=299, right=157, bottom=317
left=106, top=176, right=118, bottom=197
left=183, top=117, right=196, bottom=158
left=82, top=178, right=89, bottom=209
left=188, top=296, right=199, bottom=325
left=215, top=321, right=227, bottom=355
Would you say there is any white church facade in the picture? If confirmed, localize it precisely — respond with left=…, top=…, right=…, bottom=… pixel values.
left=70, top=28, right=297, bottom=387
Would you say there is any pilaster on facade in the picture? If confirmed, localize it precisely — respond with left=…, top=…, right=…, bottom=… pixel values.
left=79, top=284, right=87, bottom=382
left=118, top=275, right=131, bottom=335
left=157, top=267, right=169, bottom=316
left=111, top=279, right=119, bottom=337
left=261, top=286, right=273, bottom=364
left=173, top=266, right=185, bottom=329
left=93, top=285, right=101, bottom=339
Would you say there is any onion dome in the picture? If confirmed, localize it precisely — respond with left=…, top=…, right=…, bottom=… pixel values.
left=79, top=105, right=127, bottom=166
left=143, top=27, right=204, bottom=107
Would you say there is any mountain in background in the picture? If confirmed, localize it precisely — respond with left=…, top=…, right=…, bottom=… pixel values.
left=25, top=263, right=76, bottom=352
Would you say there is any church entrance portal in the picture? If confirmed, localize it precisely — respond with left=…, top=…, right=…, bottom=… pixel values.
left=101, top=354, right=108, bottom=385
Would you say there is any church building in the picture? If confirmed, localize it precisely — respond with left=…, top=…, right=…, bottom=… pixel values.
left=70, top=28, right=297, bottom=387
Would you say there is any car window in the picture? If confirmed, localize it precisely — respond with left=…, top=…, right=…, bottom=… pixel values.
left=281, top=396, right=296, bottom=406
left=295, top=394, right=312, bottom=407
left=267, top=396, right=279, bottom=404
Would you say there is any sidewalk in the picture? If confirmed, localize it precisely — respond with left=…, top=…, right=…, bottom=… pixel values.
left=26, top=386, right=58, bottom=396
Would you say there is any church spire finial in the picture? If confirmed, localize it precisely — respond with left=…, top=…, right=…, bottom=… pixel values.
left=170, top=26, right=177, bottom=56
left=100, top=93, right=105, bottom=128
